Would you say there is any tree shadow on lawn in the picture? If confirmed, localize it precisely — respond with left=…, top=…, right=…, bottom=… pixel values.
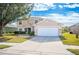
left=0, top=37, right=11, bottom=42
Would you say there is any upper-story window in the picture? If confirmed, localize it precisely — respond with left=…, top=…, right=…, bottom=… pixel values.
left=19, top=21, right=22, bottom=25
left=35, top=20, right=38, bottom=23
left=19, top=28, right=22, bottom=31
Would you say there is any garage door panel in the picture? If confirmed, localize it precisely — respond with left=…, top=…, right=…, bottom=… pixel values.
left=37, top=28, right=59, bottom=36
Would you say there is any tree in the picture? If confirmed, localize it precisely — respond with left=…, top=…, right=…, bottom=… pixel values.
left=62, top=26, right=69, bottom=33
left=74, top=29, right=79, bottom=38
left=0, top=3, right=34, bottom=36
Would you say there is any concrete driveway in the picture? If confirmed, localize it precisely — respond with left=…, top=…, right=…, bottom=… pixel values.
left=0, top=36, right=74, bottom=55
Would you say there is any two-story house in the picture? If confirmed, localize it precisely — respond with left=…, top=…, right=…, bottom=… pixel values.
left=17, top=16, right=43, bottom=33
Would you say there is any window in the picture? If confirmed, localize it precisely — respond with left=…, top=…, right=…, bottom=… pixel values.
left=35, top=20, right=38, bottom=23
left=19, top=28, right=22, bottom=31
left=25, top=28, right=27, bottom=32
left=19, top=21, right=22, bottom=25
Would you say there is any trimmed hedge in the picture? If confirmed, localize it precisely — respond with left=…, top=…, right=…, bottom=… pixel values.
left=14, top=31, right=26, bottom=34
left=29, top=31, right=35, bottom=36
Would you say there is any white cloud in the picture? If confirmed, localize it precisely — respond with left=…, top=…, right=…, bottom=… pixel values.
left=64, top=4, right=79, bottom=8
left=32, top=3, right=79, bottom=26
left=45, top=12, right=79, bottom=26
left=48, top=13, right=64, bottom=18
left=33, top=4, right=48, bottom=11
left=33, top=3, right=79, bottom=11
left=69, top=12, right=79, bottom=17
left=33, top=3, right=55, bottom=11
left=48, top=12, right=79, bottom=18
left=59, top=5, right=63, bottom=8
left=32, top=12, right=79, bottom=26
left=66, top=12, right=79, bottom=19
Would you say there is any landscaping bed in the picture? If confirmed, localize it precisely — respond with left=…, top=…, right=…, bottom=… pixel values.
left=67, top=49, right=79, bottom=55
left=0, top=45, right=11, bottom=49
left=60, top=32, right=79, bottom=46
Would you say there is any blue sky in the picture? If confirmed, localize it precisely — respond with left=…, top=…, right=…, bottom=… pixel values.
left=31, top=3, right=79, bottom=26
left=32, top=3, right=79, bottom=16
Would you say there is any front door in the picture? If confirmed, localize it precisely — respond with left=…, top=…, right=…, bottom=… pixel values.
left=28, top=28, right=31, bottom=34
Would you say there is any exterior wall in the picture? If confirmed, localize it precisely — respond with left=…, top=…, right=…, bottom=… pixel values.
left=59, top=28, right=62, bottom=35
left=17, top=17, right=44, bottom=32
left=31, top=26, right=34, bottom=31
left=17, top=19, right=35, bottom=32
left=17, top=27, right=25, bottom=31
left=17, top=20, right=33, bottom=28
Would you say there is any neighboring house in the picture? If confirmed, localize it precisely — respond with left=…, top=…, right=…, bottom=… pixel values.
left=69, top=23, right=79, bottom=34
left=17, top=17, right=62, bottom=36
left=4, top=21, right=17, bottom=33
left=5, top=19, right=17, bottom=28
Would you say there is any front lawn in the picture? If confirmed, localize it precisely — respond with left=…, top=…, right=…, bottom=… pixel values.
left=61, top=32, right=79, bottom=46
left=0, top=35, right=27, bottom=43
left=67, top=49, right=79, bottom=55
left=0, top=45, right=11, bottom=49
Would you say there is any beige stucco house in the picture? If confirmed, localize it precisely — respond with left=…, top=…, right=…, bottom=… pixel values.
left=17, top=17, right=43, bottom=33
left=17, top=17, right=62, bottom=36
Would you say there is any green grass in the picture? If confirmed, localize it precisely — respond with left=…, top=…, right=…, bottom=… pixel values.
left=0, top=36, right=27, bottom=43
left=0, top=45, right=11, bottom=49
left=60, top=32, right=79, bottom=46
left=67, top=49, right=79, bottom=55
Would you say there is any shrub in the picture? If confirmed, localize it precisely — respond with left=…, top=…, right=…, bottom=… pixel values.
left=62, top=27, right=69, bottom=33
left=14, top=31, right=26, bottom=34
left=60, top=36, right=66, bottom=40
left=29, top=31, right=35, bottom=36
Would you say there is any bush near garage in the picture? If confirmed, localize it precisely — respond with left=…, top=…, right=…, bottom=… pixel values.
left=28, top=31, right=35, bottom=36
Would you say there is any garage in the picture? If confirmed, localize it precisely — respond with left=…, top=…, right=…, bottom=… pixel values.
left=34, top=20, right=61, bottom=36
left=37, top=28, right=59, bottom=36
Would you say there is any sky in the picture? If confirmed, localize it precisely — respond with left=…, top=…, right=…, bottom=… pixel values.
left=31, top=3, right=79, bottom=26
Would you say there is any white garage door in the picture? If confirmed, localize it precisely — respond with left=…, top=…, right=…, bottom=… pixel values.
left=37, top=28, right=59, bottom=36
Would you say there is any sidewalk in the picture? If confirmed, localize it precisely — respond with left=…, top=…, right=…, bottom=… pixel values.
left=0, top=42, right=19, bottom=45
left=65, top=45, right=79, bottom=49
